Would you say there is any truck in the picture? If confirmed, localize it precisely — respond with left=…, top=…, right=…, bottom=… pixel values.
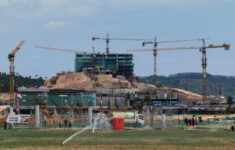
left=112, top=111, right=145, bottom=125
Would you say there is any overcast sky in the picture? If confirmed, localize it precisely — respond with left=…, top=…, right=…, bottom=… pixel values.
left=0, top=0, right=234, bottom=78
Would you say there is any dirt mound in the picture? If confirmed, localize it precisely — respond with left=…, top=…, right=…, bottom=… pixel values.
left=45, top=73, right=134, bottom=89
left=94, top=75, right=132, bottom=89
left=133, top=82, right=156, bottom=93
left=172, top=88, right=203, bottom=100
left=44, top=72, right=93, bottom=89
left=44, top=72, right=207, bottom=101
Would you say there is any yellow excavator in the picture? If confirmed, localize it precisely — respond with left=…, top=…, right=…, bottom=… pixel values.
left=8, top=40, right=25, bottom=114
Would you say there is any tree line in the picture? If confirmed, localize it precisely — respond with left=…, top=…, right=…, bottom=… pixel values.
left=0, top=72, right=44, bottom=92
left=139, top=72, right=235, bottom=97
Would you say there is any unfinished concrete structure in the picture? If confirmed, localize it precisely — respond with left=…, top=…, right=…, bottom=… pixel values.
left=75, top=53, right=134, bottom=79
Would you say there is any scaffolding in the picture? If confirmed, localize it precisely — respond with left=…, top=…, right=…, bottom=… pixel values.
left=74, top=53, right=134, bottom=78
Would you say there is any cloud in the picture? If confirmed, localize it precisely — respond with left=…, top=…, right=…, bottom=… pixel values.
left=0, top=0, right=35, bottom=7
left=105, top=0, right=234, bottom=9
left=0, top=0, right=99, bottom=18
left=45, top=20, right=71, bottom=29
left=0, top=0, right=8, bottom=7
left=0, top=0, right=234, bottom=18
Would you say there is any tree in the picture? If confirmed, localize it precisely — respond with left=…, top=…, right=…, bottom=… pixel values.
left=0, top=72, right=44, bottom=92
left=135, top=97, right=144, bottom=113
left=144, top=96, right=152, bottom=106
left=227, top=96, right=233, bottom=114
left=145, top=96, right=152, bottom=116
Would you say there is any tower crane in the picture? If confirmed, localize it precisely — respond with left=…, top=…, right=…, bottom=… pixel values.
left=147, top=37, right=205, bottom=86
left=8, top=40, right=25, bottom=114
left=127, top=43, right=230, bottom=101
left=92, top=35, right=205, bottom=84
left=131, top=37, right=206, bottom=86
left=92, top=34, right=154, bottom=54
left=34, top=45, right=97, bottom=76
left=34, top=45, right=92, bottom=54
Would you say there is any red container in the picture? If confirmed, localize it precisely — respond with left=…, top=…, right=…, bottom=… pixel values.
left=113, top=117, right=124, bottom=130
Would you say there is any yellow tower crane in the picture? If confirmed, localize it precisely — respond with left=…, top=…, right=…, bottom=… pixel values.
left=92, top=34, right=154, bottom=55
left=141, top=37, right=206, bottom=86
left=92, top=35, right=205, bottom=85
left=127, top=42, right=230, bottom=101
left=8, top=40, right=25, bottom=114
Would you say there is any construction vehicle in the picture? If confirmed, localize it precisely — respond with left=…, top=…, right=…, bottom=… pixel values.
left=112, top=111, right=145, bottom=125
left=8, top=40, right=25, bottom=114
left=127, top=42, right=230, bottom=101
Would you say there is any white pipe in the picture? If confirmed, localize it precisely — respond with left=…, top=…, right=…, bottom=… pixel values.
left=61, top=124, right=92, bottom=146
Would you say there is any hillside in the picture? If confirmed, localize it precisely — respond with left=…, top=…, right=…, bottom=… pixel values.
left=139, top=72, right=235, bottom=97
left=0, top=72, right=44, bottom=92
left=1, top=72, right=235, bottom=97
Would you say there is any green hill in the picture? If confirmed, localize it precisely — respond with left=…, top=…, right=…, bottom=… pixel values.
left=0, top=72, right=44, bottom=92
left=139, top=73, right=235, bottom=97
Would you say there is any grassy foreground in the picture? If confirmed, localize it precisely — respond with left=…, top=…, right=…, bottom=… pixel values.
left=0, top=129, right=235, bottom=150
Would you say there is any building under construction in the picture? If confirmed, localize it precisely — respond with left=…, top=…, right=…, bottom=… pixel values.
left=74, top=53, right=134, bottom=79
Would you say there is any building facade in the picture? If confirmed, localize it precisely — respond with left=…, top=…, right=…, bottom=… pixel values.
left=74, top=53, right=134, bottom=79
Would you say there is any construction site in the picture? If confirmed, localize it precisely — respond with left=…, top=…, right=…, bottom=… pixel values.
left=0, top=35, right=234, bottom=150
left=1, top=1, right=235, bottom=149
left=0, top=36, right=235, bottom=149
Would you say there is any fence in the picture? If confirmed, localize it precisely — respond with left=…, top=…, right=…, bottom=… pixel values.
left=1, top=109, right=234, bottom=131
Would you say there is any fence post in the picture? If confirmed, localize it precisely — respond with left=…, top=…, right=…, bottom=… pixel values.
left=35, top=105, right=40, bottom=128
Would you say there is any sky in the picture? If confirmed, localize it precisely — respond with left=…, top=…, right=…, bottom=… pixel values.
left=0, top=0, right=234, bottom=79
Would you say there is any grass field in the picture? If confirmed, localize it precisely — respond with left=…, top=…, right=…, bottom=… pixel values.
left=0, top=129, right=235, bottom=150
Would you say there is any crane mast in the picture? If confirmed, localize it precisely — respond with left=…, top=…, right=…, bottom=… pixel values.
left=8, top=40, right=25, bottom=114
left=127, top=43, right=230, bottom=101
left=141, top=38, right=205, bottom=86
left=93, top=35, right=205, bottom=86
left=201, top=39, right=207, bottom=101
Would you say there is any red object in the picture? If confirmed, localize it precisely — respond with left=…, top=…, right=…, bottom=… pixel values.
left=17, top=97, right=19, bottom=113
left=17, top=91, right=22, bottom=98
left=113, top=117, right=124, bottom=130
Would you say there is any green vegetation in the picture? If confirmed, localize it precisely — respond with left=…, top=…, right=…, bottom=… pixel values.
left=0, top=72, right=44, bottom=92
left=227, top=96, right=234, bottom=113
left=0, top=130, right=235, bottom=149
left=139, top=72, right=235, bottom=96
